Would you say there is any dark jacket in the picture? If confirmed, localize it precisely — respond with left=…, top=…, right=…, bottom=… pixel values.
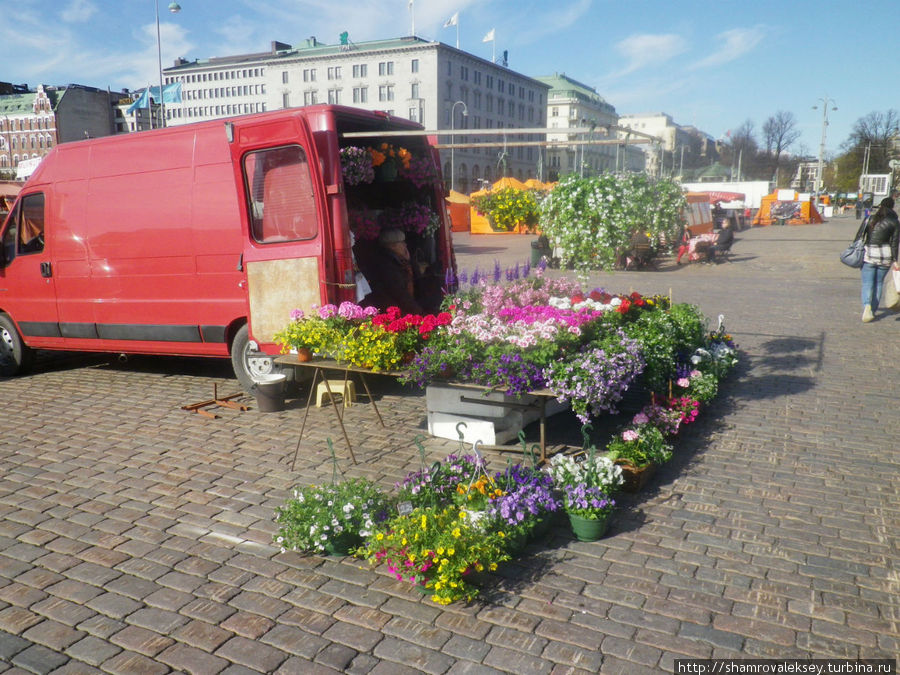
left=858, top=208, right=900, bottom=261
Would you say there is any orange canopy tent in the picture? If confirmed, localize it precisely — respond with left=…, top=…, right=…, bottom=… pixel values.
left=445, top=190, right=471, bottom=233
left=752, top=191, right=823, bottom=226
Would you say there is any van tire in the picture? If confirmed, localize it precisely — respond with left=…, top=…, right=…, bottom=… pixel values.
left=0, top=313, right=34, bottom=377
left=230, top=324, right=294, bottom=393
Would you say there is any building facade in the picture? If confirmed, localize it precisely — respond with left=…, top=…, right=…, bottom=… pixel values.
left=535, top=73, right=644, bottom=179
left=0, top=83, right=129, bottom=179
left=162, top=36, right=550, bottom=194
left=618, top=112, right=697, bottom=178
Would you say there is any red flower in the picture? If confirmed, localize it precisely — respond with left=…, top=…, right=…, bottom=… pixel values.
left=616, top=298, right=632, bottom=314
left=571, top=293, right=585, bottom=304
left=629, top=291, right=645, bottom=307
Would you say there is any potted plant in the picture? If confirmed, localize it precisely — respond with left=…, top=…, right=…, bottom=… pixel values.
left=605, top=424, right=672, bottom=492
left=546, top=452, right=622, bottom=541
left=339, top=146, right=375, bottom=186
left=360, top=503, right=509, bottom=605
left=274, top=477, right=392, bottom=556
left=487, top=463, right=561, bottom=549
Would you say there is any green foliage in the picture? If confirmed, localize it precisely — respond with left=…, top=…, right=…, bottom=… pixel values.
left=606, top=425, right=672, bottom=468
left=539, top=173, right=686, bottom=271
left=471, top=187, right=542, bottom=232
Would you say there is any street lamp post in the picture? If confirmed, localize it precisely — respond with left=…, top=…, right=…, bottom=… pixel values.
left=450, top=100, right=467, bottom=192
left=155, top=0, right=182, bottom=129
left=812, top=96, right=837, bottom=206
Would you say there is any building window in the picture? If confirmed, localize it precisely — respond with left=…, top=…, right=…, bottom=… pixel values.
left=352, top=64, right=368, bottom=78
left=303, top=69, right=317, bottom=82
left=411, top=59, right=419, bottom=73
left=328, top=89, right=341, bottom=104
left=497, top=79, right=504, bottom=93
left=352, top=87, right=368, bottom=103
left=378, top=85, right=394, bottom=102
left=282, top=92, right=290, bottom=108
left=474, top=71, right=481, bottom=85
left=410, top=83, right=419, bottom=98
left=409, top=107, right=420, bottom=123
left=447, top=61, right=452, bottom=76
left=303, top=91, right=317, bottom=105
left=460, top=66, right=468, bottom=81
left=327, top=66, right=342, bottom=80
left=378, top=61, right=394, bottom=76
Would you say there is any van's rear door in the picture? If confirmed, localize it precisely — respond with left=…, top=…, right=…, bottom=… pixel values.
left=228, top=112, right=332, bottom=350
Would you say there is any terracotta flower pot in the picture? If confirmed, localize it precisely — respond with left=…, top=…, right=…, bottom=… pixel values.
left=296, top=347, right=313, bottom=362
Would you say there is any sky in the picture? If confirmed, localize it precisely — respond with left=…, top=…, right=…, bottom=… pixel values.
left=1, top=0, right=893, bottom=157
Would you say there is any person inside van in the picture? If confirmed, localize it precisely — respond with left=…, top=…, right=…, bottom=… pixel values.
left=354, top=228, right=424, bottom=315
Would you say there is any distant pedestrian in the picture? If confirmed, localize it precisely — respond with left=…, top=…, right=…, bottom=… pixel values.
left=859, top=197, right=900, bottom=322
left=855, top=199, right=862, bottom=220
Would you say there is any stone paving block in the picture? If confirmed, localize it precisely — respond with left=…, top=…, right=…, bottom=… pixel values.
left=74, top=614, right=125, bottom=640
left=98, top=649, right=171, bottom=675
left=21, top=619, right=85, bottom=651
left=444, top=662, right=507, bottom=675
left=172, top=618, right=233, bottom=652
left=371, top=636, right=455, bottom=675
left=313, top=642, right=358, bottom=672
left=441, top=634, right=491, bottom=662
left=30, top=597, right=96, bottom=628
left=0, top=607, right=43, bottom=635
left=11, top=643, right=70, bottom=674
left=260, top=624, right=328, bottom=659
left=109, top=625, right=174, bottom=657
left=433, top=611, right=492, bottom=641
left=321, top=619, right=384, bottom=652
left=219, top=611, right=273, bottom=639
left=61, top=563, right=120, bottom=588
left=482, top=644, right=552, bottom=675
left=0, top=583, right=47, bottom=608
left=0, top=632, right=31, bottom=661
left=64, top=635, right=122, bottom=667
left=157, top=643, right=230, bottom=674
left=179, top=597, right=237, bottom=625
left=215, top=635, right=287, bottom=672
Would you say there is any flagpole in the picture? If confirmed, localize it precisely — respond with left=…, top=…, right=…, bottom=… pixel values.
left=456, top=22, right=459, bottom=49
left=409, top=0, right=415, bottom=36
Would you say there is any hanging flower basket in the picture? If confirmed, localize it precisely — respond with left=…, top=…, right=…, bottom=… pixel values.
left=615, top=460, right=657, bottom=493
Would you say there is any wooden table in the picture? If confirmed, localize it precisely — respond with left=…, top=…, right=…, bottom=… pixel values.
left=275, top=356, right=406, bottom=467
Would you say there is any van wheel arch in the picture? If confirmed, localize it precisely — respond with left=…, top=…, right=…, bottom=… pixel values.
left=229, top=322, right=296, bottom=393
left=0, top=312, right=34, bottom=377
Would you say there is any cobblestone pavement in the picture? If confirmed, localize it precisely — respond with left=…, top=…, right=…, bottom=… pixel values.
left=1, top=212, right=898, bottom=673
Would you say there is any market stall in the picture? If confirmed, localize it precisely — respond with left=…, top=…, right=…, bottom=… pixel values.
left=752, top=189, right=824, bottom=226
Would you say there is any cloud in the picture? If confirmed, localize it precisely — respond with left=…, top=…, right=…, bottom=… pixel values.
left=613, top=33, right=688, bottom=76
left=512, top=0, right=593, bottom=45
left=690, top=27, right=763, bottom=69
left=60, top=0, right=97, bottom=23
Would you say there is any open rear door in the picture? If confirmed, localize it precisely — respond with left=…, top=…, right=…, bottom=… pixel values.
left=228, top=113, right=332, bottom=349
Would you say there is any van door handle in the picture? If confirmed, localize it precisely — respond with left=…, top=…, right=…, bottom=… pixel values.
left=40, top=261, right=52, bottom=278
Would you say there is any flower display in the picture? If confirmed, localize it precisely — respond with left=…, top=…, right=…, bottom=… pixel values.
left=379, top=201, right=438, bottom=236
left=339, top=146, right=375, bottom=186
left=349, top=209, right=380, bottom=240
left=540, top=173, right=686, bottom=271
left=606, top=423, right=672, bottom=468
left=398, top=154, right=439, bottom=188
left=542, top=330, right=645, bottom=424
left=360, top=504, right=509, bottom=605
left=546, top=453, right=623, bottom=495
left=274, top=478, right=391, bottom=554
left=368, top=143, right=412, bottom=170
left=395, top=453, right=488, bottom=509
left=471, top=187, right=542, bottom=233
left=562, top=484, right=615, bottom=520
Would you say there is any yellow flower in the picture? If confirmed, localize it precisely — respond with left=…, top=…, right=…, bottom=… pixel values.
left=452, top=528, right=461, bottom=538
left=447, top=548, right=455, bottom=556
left=376, top=533, right=384, bottom=541
left=436, top=547, right=444, bottom=555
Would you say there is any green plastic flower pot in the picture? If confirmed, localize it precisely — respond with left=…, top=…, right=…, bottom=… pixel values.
left=567, top=512, right=610, bottom=542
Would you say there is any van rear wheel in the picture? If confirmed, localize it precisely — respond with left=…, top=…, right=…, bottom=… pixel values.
left=230, top=324, right=293, bottom=393
left=0, top=313, right=34, bottom=377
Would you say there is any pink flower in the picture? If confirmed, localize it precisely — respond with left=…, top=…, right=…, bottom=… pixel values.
left=289, top=309, right=305, bottom=321
left=317, top=304, right=338, bottom=319
left=633, top=412, right=649, bottom=425
left=677, top=378, right=690, bottom=388
left=622, top=429, right=639, bottom=442
left=690, top=370, right=701, bottom=378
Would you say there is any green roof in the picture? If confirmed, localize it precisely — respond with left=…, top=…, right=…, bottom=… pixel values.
left=0, top=88, right=62, bottom=115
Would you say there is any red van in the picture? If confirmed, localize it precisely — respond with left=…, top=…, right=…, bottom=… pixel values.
left=0, top=105, right=454, bottom=389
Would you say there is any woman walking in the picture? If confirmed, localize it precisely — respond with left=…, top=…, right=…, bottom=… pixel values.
left=859, top=197, right=900, bottom=322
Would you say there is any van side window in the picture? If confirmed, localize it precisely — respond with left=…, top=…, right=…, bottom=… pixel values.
left=243, top=146, right=318, bottom=243
left=1, top=204, right=18, bottom=266
left=18, top=193, right=46, bottom=255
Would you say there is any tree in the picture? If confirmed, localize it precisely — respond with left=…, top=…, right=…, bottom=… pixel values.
left=762, top=111, right=801, bottom=183
left=842, top=109, right=900, bottom=173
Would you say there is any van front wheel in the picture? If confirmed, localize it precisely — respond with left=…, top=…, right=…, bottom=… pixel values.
left=230, top=324, right=290, bottom=392
left=0, top=313, right=34, bottom=377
